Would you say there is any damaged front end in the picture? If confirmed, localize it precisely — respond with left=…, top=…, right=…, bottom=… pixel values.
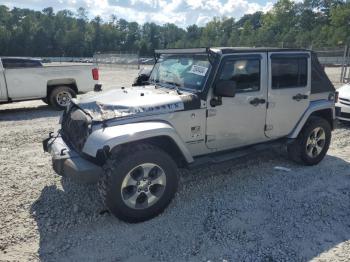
left=72, top=86, right=200, bottom=122
left=56, top=86, right=202, bottom=163
left=79, top=99, right=184, bottom=122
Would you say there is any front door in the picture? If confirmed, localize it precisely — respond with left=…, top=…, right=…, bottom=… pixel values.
left=206, top=53, right=269, bottom=150
left=265, top=52, right=311, bottom=138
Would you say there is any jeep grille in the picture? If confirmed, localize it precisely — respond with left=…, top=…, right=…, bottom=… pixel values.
left=61, top=106, right=90, bottom=151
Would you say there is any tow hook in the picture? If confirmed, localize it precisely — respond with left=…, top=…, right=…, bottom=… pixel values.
left=60, top=148, right=67, bottom=156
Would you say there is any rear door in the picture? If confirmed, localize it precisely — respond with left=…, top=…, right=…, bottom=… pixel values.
left=265, top=52, right=311, bottom=138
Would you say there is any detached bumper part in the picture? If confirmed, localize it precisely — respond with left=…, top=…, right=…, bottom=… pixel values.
left=43, top=136, right=102, bottom=184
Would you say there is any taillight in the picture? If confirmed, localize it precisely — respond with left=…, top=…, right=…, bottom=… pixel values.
left=92, top=68, right=99, bottom=80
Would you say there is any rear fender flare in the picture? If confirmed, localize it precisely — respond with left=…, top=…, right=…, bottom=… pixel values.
left=288, top=100, right=335, bottom=138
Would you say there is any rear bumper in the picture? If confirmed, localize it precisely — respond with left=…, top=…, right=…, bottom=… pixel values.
left=43, top=134, right=101, bottom=184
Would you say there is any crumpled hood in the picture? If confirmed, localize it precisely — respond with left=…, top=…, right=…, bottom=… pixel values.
left=338, top=84, right=350, bottom=99
left=74, top=86, right=200, bottom=121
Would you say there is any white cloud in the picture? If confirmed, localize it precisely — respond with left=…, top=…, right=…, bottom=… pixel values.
left=0, top=0, right=277, bottom=27
left=196, top=15, right=211, bottom=25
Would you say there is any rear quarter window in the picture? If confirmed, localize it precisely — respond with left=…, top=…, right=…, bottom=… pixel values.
left=310, top=53, right=335, bottom=93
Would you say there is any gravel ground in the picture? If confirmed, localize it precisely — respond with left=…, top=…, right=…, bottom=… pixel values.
left=0, top=67, right=350, bottom=261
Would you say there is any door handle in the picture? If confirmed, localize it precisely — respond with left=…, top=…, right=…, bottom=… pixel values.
left=293, top=93, right=308, bottom=101
left=249, top=98, right=266, bottom=106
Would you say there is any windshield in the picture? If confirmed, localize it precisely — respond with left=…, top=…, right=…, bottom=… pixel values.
left=149, top=54, right=211, bottom=91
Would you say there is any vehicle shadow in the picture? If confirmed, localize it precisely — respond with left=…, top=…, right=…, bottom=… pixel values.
left=30, top=152, right=350, bottom=261
left=0, top=105, right=61, bottom=121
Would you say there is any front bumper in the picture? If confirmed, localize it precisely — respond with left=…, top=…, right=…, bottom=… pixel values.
left=43, top=134, right=102, bottom=184
left=336, top=101, right=350, bottom=121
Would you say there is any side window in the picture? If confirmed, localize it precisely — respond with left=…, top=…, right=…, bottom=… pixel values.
left=219, top=59, right=260, bottom=93
left=2, top=59, right=17, bottom=69
left=271, top=57, right=307, bottom=89
left=23, top=60, right=42, bottom=68
left=2, top=59, right=42, bottom=69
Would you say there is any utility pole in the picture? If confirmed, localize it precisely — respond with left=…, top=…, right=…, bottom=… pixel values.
left=340, top=45, right=348, bottom=83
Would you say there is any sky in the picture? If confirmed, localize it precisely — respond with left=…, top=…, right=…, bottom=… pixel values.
left=0, top=0, right=277, bottom=27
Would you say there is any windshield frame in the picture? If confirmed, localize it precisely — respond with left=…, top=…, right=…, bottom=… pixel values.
left=148, top=53, right=212, bottom=93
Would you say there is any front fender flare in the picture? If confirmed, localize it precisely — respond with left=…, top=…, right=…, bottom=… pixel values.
left=82, top=121, right=194, bottom=163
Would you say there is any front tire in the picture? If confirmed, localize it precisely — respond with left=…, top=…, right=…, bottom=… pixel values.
left=287, top=116, right=331, bottom=165
left=98, top=143, right=179, bottom=223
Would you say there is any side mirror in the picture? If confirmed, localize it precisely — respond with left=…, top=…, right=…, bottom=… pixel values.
left=214, top=80, right=236, bottom=97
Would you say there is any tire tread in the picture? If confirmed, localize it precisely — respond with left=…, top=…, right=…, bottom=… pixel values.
left=288, top=116, right=331, bottom=166
left=98, top=143, right=178, bottom=222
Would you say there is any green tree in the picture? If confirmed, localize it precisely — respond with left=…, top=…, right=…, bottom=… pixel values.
left=0, top=1, right=349, bottom=58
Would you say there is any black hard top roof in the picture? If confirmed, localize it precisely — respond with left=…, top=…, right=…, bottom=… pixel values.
left=215, top=47, right=310, bottom=53
left=155, top=47, right=310, bottom=55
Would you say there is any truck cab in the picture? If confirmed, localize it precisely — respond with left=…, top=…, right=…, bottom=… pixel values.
left=0, top=57, right=43, bottom=102
left=44, top=47, right=336, bottom=222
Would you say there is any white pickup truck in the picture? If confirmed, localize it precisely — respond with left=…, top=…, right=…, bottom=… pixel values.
left=0, top=57, right=101, bottom=110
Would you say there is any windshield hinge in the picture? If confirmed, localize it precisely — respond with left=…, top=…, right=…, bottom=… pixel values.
left=206, top=109, right=216, bottom=117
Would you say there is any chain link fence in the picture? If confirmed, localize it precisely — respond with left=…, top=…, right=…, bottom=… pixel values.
left=279, top=42, right=349, bottom=85
left=35, top=45, right=350, bottom=86
left=93, top=52, right=140, bottom=69
left=92, top=47, right=349, bottom=85
left=311, top=46, right=349, bottom=86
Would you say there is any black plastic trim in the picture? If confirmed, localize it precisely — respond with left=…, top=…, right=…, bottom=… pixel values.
left=270, top=53, right=310, bottom=58
left=155, top=48, right=208, bottom=55
left=310, top=52, right=335, bottom=94
left=223, top=54, right=263, bottom=60
left=340, top=112, right=350, bottom=119
left=220, top=48, right=309, bottom=54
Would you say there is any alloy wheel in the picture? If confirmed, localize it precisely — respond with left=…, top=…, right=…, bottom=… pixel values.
left=120, top=163, right=166, bottom=209
left=306, top=127, right=326, bottom=158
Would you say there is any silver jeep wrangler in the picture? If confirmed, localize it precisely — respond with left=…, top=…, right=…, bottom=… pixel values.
left=43, top=47, right=336, bottom=222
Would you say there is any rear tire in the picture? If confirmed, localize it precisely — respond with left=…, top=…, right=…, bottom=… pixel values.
left=287, top=116, right=331, bottom=165
left=98, top=143, right=179, bottom=223
left=49, top=86, right=76, bottom=110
